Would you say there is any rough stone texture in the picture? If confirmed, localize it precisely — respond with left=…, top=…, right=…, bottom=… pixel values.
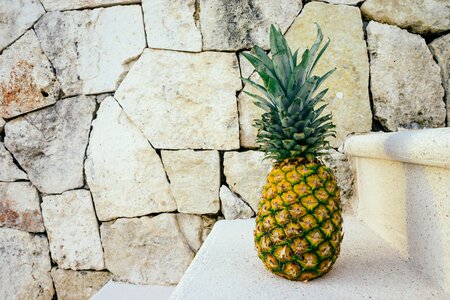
left=223, top=151, right=272, bottom=212
left=0, top=30, right=60, bottom=119
left=40, top=0, right=140, bottom=11
left=0, top=0, right=44, bottom=52
left=142, top=0, right=202, bottom=52
left=322, top=150, right=354, bottom=214
left=176, top=214, right=204, bottom=252
left=429, top=34, right=450, bottom=126
left=200, top=0, right=302, bottom=51
left=161, top=150, right=220, bottom=214
left=312, top=0, right=365, bottom=4
left=4, top=95, right=95, bottom=194
left=201, top=215, right=217, bottom=242
left=220, top=185, right=255, bottom=220
left=41, top=190, right=104, bottom=270
left=0, top=142, right=28, bottom=182
left=34, top=6, right=145, bottom=96
left=51, top=268, right=112, bottom=300
left=0, top=182, right=44, bottom=232
left=85, top=97, right=176, bottom=221
left=361, top=0, right=450, bottom=35
left=285, top=2, right=372, bottom=147
left=367, top=21, right=446, bottom=131
left=0, top=228, right=54, bottom=300
left=100, top=214, right=195, bottom=285
left=238, top=51, right=255, bottom=79
left=115, top=49, right=241, bottom=150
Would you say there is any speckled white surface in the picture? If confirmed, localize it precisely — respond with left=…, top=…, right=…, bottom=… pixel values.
left=170, top=218, right=448, bottom=300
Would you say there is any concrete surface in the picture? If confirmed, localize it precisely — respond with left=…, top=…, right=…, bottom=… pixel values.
left=171, top=218, right=448, bottom=299
left=91, top=280, right=174, bottom=300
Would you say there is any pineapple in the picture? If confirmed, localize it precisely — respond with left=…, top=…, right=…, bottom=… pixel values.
left=243, top=25, right=343, bottom=282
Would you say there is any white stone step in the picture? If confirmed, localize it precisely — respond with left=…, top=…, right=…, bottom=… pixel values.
left=91, top=280, right=174, bottom=300
left=170, top=218, right=448, bottom=300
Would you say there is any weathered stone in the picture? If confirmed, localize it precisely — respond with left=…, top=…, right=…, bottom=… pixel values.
left=176, top=214, right=204, bottom=252
left=85, top=97, right=176, bottom=221
left=0, top=182, right=44, bottom=232
left=367, top=21, right=446, bottom=131
left=142, top=0, right=202, bottom=52
left=201, top=215, right=217, bottom=242
left=34, top=6, right=145, bottom=96
left=0, top=30, right=60, bottom=119
left=285, top=2, right=372, bottom=147
left=41, top=190, right=104, bottom=270
left=51, top=268, right=112, bottom=300
left=115, top=49, right=241, bottom=150
left=200, top=0, right=302, bottom=51
left=429, top=34, right=450, bottom=126
left=361, top=0, right=450, bottom=35
left=0, top=117, right=4, bottom=133
left=40, top=0, right=140, bottom=11
left=0, top=0, right=44, bottom=52
left=238, top=51, right=255, bottom=79
left=322, top=150, right=355, bottom=214
left=162, top=150, right=220, bottom=214
left=220, top=185, right=255, bottom=220
left=100, top=214, right=194, bottom=285
left=4, top=95, right=95, bottom=194
left=0, top=228, right=54, bottom=300
left=223, top=151, right=272, bottom=212
left=312, top=0, right=365, bottom=4
left=0, top=142, right=28, bottom=182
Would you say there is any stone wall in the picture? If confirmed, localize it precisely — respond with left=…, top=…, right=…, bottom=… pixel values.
left=0, top=0, right=448, bottom=298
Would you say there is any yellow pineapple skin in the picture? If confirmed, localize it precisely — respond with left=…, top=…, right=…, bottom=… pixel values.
left=254, top=158, right=343, bottom=282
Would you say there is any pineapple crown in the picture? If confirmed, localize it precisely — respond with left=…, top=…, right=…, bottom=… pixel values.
left=242, top=24, right=336, bottom=163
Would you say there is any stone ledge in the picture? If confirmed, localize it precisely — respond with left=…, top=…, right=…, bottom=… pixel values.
left=344, top=128, right=450, bottom=169
left=171, top=218, right=448, bottom=299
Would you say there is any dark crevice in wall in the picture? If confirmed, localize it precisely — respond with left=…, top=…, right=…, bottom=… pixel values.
left=53, top=2, right=141, bottom=13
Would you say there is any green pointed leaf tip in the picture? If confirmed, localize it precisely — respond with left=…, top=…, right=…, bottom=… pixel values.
left=243, top=24, right=337, bottom=163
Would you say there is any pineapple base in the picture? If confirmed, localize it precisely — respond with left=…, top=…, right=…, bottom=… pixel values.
left=254, top=158, right=344, bottom=281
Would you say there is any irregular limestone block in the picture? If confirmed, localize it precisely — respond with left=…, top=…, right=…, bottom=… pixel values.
left=176, top=214, right=204, bottom=252
left=429, top=34, right=450, bottom=126
left=162, top=150, right=220, bottom=214
left=0, top=142, right=28, bottom=182
left=41, top=190, right=104, bottom=270
left=238, top=51, right=255, bottom=79
left=220, top=185, right=255, bottom=220
left=34, top=6, right=145, bottom=96
left=361, top=0, right=450, bottom=35
left=142, top=0, right=202, bottom=52
left=4, top=95, right=95, bottom=194
left=0, top=182, right=44, bottom=232
left=0, top=0, right=44, bottom=52
left=51, top=268, right=112, bottom=300
left=312, top=0, right=365, bottom=4
left=100, top=214, right=194, bottom=285
left=0, top=228, right=54, bottom=300
left=223, top=151, right=272, bottom=212
left=40, top=0, right=140, bottom=11
left=285, top=2, right=372, bottom=147
left=0, top=30, right=60, bottom=119
left=200, top=0, right=302, bottom=51
left=85, top=97, right=176, bottom=221
left=367, top=21, right=445, bottom=131
left=115, top=49, right=241, bottom=150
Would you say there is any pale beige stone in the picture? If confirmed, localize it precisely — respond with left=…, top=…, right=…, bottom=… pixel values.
left=312, top=0, right=365, bottom=4
left=100, top=214, right=194, bottom=285
left=201, top=215, right=217, bottom=243
left=223, top=151, right=272, bottom=212
left=367, top=21, right=445, bottom=131
left=0, top=142, right=28, bottom=182
left=142, top=0, right=202, bottom=52
left=40, top=0, right=140, bottom=11
left=41, top=190, right=104, bottom=270
left=0, top=182, right=44, bottom=232
left=176, top=214, right=203, bottom=252
left=0, top=30, right=60, bottom=118
left=0, top=228, right=54, bottom=300
left=285, top=2, right=372, bottom=147
left=200, top=0, right=302, bottom=51
left=85, top=97, right=176, bottom=221
left=115, top=49, right=241, bottom=150
left=220, top=185, right=255, bottom=220
left=238, top=51, right=255, bottom=79
left=0, top=0, right=44, bottom=52
left=51, top=268, right=112, bottom=300
left=361, top=0, right=450, bottom=35
left=4, top=95, right=95, bottom=194
left=162, top=150, right=220, bottom=214
left=35, top=6, right=145, bottom=96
